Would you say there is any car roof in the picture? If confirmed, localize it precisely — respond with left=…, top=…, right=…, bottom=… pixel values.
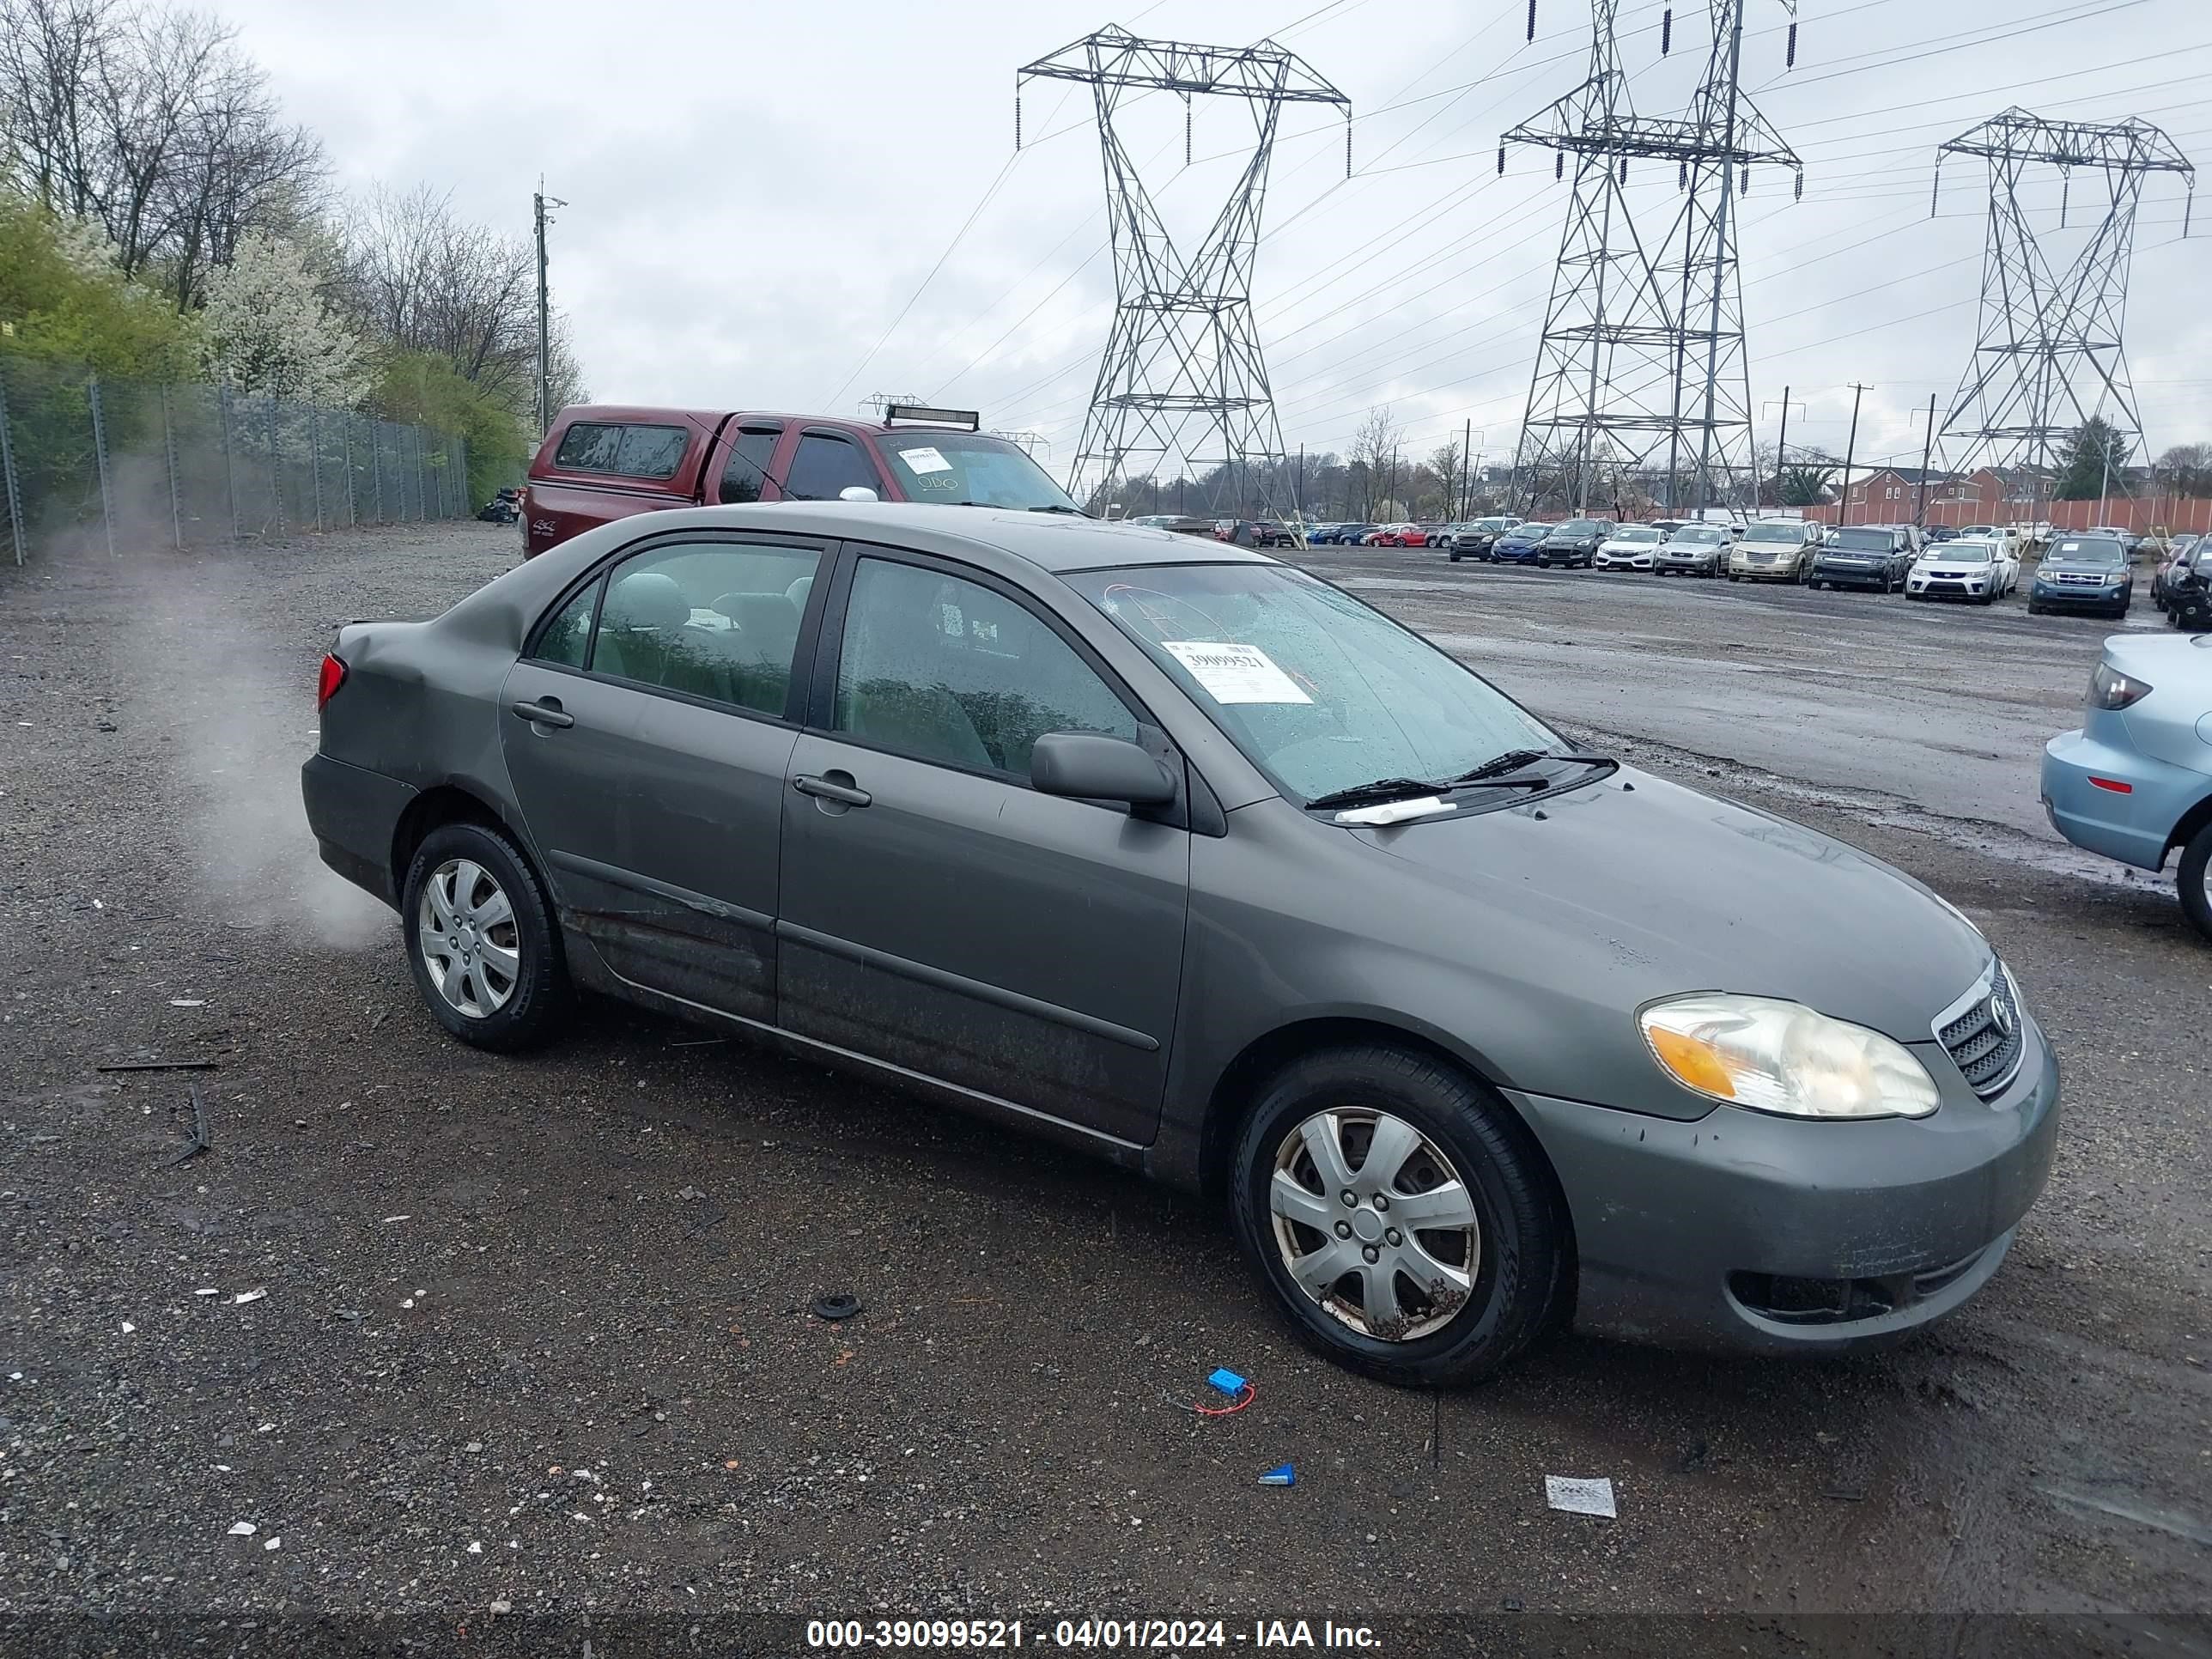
left=576, top=500, right=1284, bottom=574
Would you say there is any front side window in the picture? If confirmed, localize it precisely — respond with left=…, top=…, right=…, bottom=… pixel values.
left=1068, top=564, right=1556, bottom=805
left=785, top=433, right=881, bottom=501
left=876, top=433, right=1082, bottom=512
left=717, top=426, right=783, bottom=504
left=580, top=539, right=823, bottom=715
left=834, top=558, right=1137, bottom=778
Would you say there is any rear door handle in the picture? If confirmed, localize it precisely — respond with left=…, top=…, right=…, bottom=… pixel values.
left=511, top=698, right=574, bottom=728
left=793, top=774, right=872, bottom=807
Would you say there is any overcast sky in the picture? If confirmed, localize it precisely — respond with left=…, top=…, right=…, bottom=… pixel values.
left=221, top=0, right=2210, bottom=479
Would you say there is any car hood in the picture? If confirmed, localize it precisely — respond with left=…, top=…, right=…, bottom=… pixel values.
left=2039, top=559, right=2127, bottom=577
left=1366, top=769, right=1988, bottom=1040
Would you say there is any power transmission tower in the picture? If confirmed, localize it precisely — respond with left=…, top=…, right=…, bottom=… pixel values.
left=1504, top=2, right=1800, bottom=518
left=1018, top=26, right=1350, bottom=514
left=1933, top=110, right=2195, bottom=497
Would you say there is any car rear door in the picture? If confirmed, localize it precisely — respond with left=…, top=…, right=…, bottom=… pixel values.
left=499, top=530, right=833, bottom=1022
left=774, top=547, right=1190, bottom=1147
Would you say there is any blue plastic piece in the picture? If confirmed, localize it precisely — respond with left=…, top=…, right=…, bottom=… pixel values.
left=1260, top=1463, right=1296, bottom=1486
left=1206, top=1368, right=1248, bottom=1398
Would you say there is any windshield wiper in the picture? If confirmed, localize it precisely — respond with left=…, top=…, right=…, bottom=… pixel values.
left=1304, top=777, right=1449, bottom=811
left=1444, top=749, right=1620, bottom=787
left=1027, top=503, right=1086, bottom=515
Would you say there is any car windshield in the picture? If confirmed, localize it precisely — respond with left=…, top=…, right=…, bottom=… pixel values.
left=1742, top=524, right=1806, bottom=544
left=1068, top=564, right=1558, bottom=805
left=2049, top=538, right=2125, bottom=565
left=1828, top=527, right=1897, bottom=550
left=1941, top=541, right=1994, bottom=562
left=1674, top=526, right=1727, bottom=544
left=1613, top=527, right=1662, bottom=544
left=875, top=432, right=1082, bottom=512
left=1556, top=520, right=1604, bottom=535
left=1508, top=525, right=1552, bottom=538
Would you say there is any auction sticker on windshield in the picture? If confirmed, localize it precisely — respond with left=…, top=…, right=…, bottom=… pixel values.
left=897, top=446, right=953, bottom=474
left=1163, top=641, right=1312, bottom=704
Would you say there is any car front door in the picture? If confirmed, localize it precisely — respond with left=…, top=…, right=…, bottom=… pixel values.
left=499, top=532, right=831, bottom=1022
left=775, top=550, right=1190, bottom=1147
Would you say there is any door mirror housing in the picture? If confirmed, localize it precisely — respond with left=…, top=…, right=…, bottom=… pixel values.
left=1030, top=732, right=1177, bottom=806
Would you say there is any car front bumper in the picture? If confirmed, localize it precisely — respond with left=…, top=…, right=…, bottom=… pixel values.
left=1595, top=553, right=1654, bottom=569
left=301, top=752, right=416, bottom=908
left=1810, top=562, right=1889, bottom=587
left=1510, top=1027, right=2059, bottom=1353
left=1907, top=574, right=1990, bottom=597
left=2032, top=581, right=2128, bottom=610
left=2040, top=726, right=2210, bottom=870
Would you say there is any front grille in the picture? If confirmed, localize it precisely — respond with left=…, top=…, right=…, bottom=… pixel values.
left=1728, top=1244, right=1993, bottom=1326
left=1937, top=963, right=2026, bottom=1098
left=2053, top=571, right=2106, bottom=586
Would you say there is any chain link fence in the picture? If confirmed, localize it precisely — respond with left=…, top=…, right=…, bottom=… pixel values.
left=0, top=355, right=472, bottom=566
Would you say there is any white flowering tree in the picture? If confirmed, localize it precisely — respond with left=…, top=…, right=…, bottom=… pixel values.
left=198, top=231, right=367, bottom=406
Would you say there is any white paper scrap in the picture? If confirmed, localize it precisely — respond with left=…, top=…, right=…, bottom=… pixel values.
left=1546, top=1475, right=1617, bottom=1518
left=898, top=445, right=953, bottom=475
left=1335, top=797, right=1455, bottom=827
left=1162, top=641, right=1312, bottom=705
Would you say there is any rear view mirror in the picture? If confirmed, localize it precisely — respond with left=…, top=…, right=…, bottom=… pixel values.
left=1030, top=732, right=1177, bottom=806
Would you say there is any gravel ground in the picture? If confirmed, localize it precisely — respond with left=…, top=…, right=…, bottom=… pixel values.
left=0, top=524, right=2207, bottom=1642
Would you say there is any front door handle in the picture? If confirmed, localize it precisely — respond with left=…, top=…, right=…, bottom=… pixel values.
left=511, top=697, right=574, bottom=728
left=793, top=773, right=872, bottom=807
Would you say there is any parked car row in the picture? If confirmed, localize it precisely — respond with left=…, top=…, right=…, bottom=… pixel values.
left=1424, top=514, right=2166, bottom=619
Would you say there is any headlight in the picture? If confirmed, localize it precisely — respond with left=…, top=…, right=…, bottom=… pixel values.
left=1638, top=995, right=1941, bottom=1120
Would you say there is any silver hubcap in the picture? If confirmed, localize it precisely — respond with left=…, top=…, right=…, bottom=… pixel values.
left=1268, top=1109, right=1480, bottom=1342
left=417, top=859, right=520, bottom=1018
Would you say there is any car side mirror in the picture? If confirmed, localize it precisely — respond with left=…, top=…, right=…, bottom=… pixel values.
left=1030, top=732, right=1177, bottom=806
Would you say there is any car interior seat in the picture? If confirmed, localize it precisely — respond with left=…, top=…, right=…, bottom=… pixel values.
left=711, top=592, right=804, bottom=714
left=594, top=570, right=692, bottom=684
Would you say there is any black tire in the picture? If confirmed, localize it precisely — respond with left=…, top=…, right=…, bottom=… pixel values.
left=2027, top=601, right=2044, bottom=616
left=1449, top=550, right=1462, bottom=562
left=2179, top=822, right=2212, bottom=945
left=401, top=821, right=569, bottom=1052
left=1808, top=580, right=1822, bottom=592
left=1229, top=1044, right=1565, bottom=1388
left=1727, top=572, right=1740, bottom=582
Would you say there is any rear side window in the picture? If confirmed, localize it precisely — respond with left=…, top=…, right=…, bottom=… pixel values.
left=575, top=540, right=825, bottom=716
left=553, top=421, right=689, bottom=480
left=535, top=579, right=602, bottom=668
left=784, top=433, right=880, bottom=501
left=718, top=426, right=783, bottom=503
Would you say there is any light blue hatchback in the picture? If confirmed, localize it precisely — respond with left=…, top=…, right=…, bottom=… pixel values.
left=2042, top=633, right=2212, bottom=941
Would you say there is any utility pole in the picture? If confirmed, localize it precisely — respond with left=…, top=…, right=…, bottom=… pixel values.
left=533, top=182, right=568, bottom=441
left=1764, top=386, right=1804, bottom=513
left=1838, top=383, right=1869, bottom=528
left=1296, top=443, right=1305, bottom=522
left=1460, top=419, right=1473, bottom=519
left=1914, top=392, right=1939, bottom=525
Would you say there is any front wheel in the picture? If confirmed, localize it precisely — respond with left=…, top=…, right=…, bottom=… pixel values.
left=2179, top=822, right=2212, bottom=944
left=1231, top=1045, right=1565, bottom=1388
left=402, top=822, right=569, bottom=1051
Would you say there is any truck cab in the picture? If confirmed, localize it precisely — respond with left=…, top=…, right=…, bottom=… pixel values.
left=522, top=403, right=1084, bottom=557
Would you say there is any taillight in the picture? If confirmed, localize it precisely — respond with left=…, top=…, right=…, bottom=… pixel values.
left=318, top=653, right=348, bottom=710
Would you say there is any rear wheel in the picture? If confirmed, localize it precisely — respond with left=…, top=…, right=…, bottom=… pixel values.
left=2179, top=822, right=2212, bottom=944
left=402, top=822, right=569, bottom=1051
left=1231, top=1044, right=1564, bottom=1388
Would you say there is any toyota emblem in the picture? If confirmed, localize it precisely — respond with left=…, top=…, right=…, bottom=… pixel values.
left=1991, top=992, right=2014, bottom=1036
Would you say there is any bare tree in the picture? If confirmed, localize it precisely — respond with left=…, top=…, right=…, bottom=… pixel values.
left=1350, top=406, right=1401, bottom=520
left=0, top=0, right=325, bottom=307
left=340, top=184, right=542, bottom=408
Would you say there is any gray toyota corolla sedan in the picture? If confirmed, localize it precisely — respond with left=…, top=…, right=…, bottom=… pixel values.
left=302, top=502, right=2059, bottom=1386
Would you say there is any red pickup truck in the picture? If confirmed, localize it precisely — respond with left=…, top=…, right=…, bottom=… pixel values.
left=521, top=402, right=1084, bottom=557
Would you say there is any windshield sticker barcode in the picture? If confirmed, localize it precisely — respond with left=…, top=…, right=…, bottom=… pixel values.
left=1162, top=641, right=1313, bottom=705
left=899, top=446, right=953, bottom=474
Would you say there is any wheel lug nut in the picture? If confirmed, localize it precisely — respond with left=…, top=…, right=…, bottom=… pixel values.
left=1362, top=1245, right=1380, bottom=1264
left=1340, top=1191, right=1358, bottom=1207
left=1372, top=1193, right=1390, bottom=1212
left=1386, top=1229, right=1402, bottom=1247
left=1334, top=1220, right=1352, bottom=1239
